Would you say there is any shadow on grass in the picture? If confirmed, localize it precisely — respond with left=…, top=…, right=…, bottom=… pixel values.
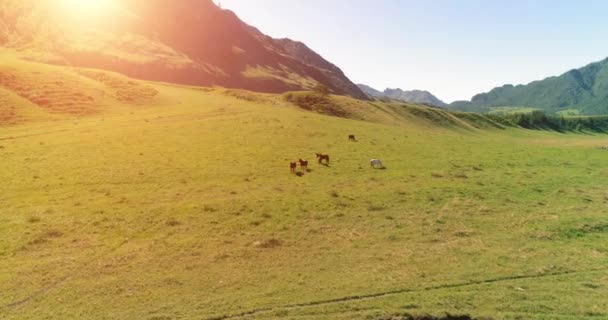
left=376, top=313, right=482, bottom=320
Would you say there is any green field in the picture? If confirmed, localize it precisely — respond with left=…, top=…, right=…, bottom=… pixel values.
left=2, top=53, right=608, bottom=320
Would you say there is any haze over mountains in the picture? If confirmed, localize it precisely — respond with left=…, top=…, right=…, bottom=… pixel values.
left=358, top=84, right=447, bottom=107
left=0, top=0, right=367, bottom=99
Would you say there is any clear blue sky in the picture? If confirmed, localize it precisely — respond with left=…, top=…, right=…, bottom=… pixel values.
left=219, top=0, right=608, bottom=102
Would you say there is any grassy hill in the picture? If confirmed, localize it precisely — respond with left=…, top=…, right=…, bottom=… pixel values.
left=2, top=51, right=608, bottom=320
left=0, top=49, right=162, bottom=126
left=450, top=58, right=608, bottom=115
left=0, top=0, right=366, bottom=99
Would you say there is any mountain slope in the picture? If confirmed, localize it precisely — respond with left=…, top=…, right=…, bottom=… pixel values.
left=450, top=58, right=608, bottom=114
left=0, top=0, right=367, bottom=99
left=358, top=84, right=447, bottom=107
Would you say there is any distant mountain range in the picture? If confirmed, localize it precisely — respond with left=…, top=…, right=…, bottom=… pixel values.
left=357, top=84, right=447, bottom=107
left=450, top=58, right=608, bottom=115
left=0, top=0, right=367, bottom=99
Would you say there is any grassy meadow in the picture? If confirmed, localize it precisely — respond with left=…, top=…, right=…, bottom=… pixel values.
left=1, top=52, right=608, bottom=320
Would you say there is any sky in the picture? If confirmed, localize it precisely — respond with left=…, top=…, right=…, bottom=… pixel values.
left=219, top=0, right=608, bottom=103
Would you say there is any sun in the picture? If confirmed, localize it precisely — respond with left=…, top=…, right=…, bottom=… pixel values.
left=57, top=0, right=121, bottom=20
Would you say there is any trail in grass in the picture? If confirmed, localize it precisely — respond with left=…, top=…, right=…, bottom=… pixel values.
left=3, top=218, right=175, bottom=311
left=4, top=238, right=131, bottom=310
left=205, top=267, right=608, bottom=320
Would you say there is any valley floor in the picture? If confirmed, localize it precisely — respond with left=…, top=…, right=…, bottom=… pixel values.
left=1, top=75, right=608, bottom=320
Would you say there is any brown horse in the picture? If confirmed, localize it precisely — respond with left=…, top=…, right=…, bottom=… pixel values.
left=290, top=162, right=297, bottom=173
left=299, top=159, right=309, bottom=170
left=316, top=153, right=330, bottom=165
left=348, top=134, right=356, bottom=141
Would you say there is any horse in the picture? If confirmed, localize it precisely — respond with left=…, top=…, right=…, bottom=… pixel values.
left=316, top=153, right=330, bottom=165
left=299, top=159, right=309, bottom=170
left=370, top=159, right=383, bottom=169
left=348, top=134, right=356, bottom=141
left=290, top=162, right=297, bottom=173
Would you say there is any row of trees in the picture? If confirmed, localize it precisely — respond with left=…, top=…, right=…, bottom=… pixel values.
left=488, top=110, right=608, bottom=133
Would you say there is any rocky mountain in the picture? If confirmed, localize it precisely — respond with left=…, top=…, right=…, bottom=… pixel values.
left=0, top=0, right=367, bottom=99
left=357, top=84, right=384, bottom=97
left=358, top=84, right=447, bottom=107
left=449, top=58, right=608, bottom=115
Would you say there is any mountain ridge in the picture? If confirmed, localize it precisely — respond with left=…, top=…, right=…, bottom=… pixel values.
left=449, top=57, right=608, bottom=114
left=357, top=84, right=447, bottom=107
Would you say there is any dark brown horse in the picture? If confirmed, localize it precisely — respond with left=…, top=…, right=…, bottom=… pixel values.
left=316, top=153, right=330, bottom=165
left=348, top=134, right=356, bottom=141
left=290, top=162, right=297, bottom=173
left=299, top=159, right=309, bottom=170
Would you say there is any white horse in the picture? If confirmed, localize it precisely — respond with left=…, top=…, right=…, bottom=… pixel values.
left=370, top=159, right=383, bottom=168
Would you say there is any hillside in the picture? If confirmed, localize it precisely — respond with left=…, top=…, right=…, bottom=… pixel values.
left=0, top=49, right=162, bottom=126
left=0, top=0, right=367, bottom=99
left=358, top=84, right=447, bottom=107
left=7, top=46, right=607, bottom=134
left=0, top=49, right=504, bottom=131
left=2, top=50, right=608, bottom=320
left=450, top=58, right=608, bottom=115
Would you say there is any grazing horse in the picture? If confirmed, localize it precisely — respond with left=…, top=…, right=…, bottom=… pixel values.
left=370, top=159, right=383, bottom=169
left=348, top=134, right=356, bottom=141
left=299, top=159, right=309, bottom=170
left=290, top=162, right=297, bottom=173
left=316, top=153, right=330, bottom=165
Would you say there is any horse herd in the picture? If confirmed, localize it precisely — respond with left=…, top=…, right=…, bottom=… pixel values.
left=289, top=135, right=384, bottom=174
left=290, top=154, right=330, bottom=173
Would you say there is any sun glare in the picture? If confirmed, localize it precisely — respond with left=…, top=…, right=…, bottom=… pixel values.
left=57, top=0, right=121, bottom=20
